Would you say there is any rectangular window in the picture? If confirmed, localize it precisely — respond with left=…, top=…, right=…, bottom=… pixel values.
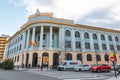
left=76, top=42, right=81, bottom=48
left=85, top=42, right=90, bottom=49
left=117, top=45, right=120, bottom=51
left=52, top=34, right=54, bottom=40
left=94, top=43, right=99, bottom=50
left=43, top=34, right=46, bottom=40
left=110, top=45, right=114, bottom=50
left=102, top=44, right=107, bottom=50
left=38, top=35, right=40, bottom=41
left=65, top=41, right=71, bottom=48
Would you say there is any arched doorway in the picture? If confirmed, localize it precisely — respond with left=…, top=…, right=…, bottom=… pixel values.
left=53, top=53, right=59, bottom=68
left=32, top=53, right=38, bottom=67
left=42, top=52, right=49, bottom=67
left=26, top=53, right=29, bottom=68
left=66, top=53, right=72, bottom=60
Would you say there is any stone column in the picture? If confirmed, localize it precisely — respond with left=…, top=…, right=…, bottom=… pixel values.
left=31, top=27, right=36, bottom=48
left=71, top=29, right=75, bottom=51
left=26, top=29, right=30, bottom=49
left=81, top=32, right=85, bottom=52
left=22, top=31, right=26, bottom=50
left=49, top=26, right=53, bottom=49
left=40, top=25, right=44, bottom=50
left=105, top=34, right=110, bottom=52
left=112, top=35, right=117, bottom=52
left=90, top=32, right=94, bottom=52
left=97, top=33, right=102, bottom=52
left=59, top=27, right=62, bottom=49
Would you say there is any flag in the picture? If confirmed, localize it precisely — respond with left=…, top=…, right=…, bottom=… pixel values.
left=30, top=41, right=33, bottom=46
left=33, top=40, right=37, bottom=46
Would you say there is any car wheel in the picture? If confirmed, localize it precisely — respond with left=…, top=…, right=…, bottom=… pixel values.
left=79, top=68, right=81, bottom=71
left=97, top=70, right=101, bottom=72
left=61, top=68, right=64, bottom=71
left=90, top=69, right=93, bottom=72
left=107, top=69, right=111, bottom=72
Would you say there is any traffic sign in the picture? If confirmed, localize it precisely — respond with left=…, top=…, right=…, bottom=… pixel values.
left=110, top=57, right=116, bottom=62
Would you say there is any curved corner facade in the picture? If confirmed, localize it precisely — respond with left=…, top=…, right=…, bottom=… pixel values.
left=4, top=12, right=120, bottom=68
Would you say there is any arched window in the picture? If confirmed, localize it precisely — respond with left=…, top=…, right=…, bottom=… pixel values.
left=108, top=36, right=112, bottom=41
left=101, top=35, right=105, bottom=40
left=65, top=30, right=71, bottom=37
left=96, top=54, right=101, bottom=61
left=87, top=54, right=92, bottom=61
left=84, top=32, right=89, bottom=39
left=77, top=54, right=82, bottom=61
left=75, top=31, right=80, bottom=38
left=93, top=34, right=97, bottom=39
left=104, top=54, right=109, bottom=61
left=66, top=53, right=72, bottom=60
left=21, top=35, right=23, bottom=41
left=15, top=56, right=16, bottom=62
left=17, top=55, right=19, bottom=62
left=115, top=36, right=119, bottom=42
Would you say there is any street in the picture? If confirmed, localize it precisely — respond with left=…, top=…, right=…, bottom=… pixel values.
left=26, top=69, right=117, bottom=80
left=0, top=69, right=61, bottom=80
left=0, top=69, right=120, bottom=80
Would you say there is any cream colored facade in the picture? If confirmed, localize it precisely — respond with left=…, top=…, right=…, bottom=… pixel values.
left=4, top=10, right=120, bottom=68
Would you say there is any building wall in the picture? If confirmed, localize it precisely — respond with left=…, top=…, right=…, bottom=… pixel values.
left=4, top=12, right=120, bottom=67
left=0, top=36, right=7, bottom=61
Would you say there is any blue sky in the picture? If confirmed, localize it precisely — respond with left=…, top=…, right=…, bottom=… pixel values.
left=0, top=0, right=120, bottom=36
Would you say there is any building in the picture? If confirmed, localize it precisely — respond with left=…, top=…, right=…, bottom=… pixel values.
left=4, top=9, right=120, bottom=68
left=0, top=34, right=10, bottom=61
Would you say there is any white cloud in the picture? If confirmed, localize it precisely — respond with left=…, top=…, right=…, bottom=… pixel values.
left=21, top=0, right=120, bottom=20
left=10, top=0, right=120, bottom=30
left=9, top=0, right=23, bottom=7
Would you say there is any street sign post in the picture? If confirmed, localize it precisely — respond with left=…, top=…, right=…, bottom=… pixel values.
left=109, top=53, right=117, bottom=78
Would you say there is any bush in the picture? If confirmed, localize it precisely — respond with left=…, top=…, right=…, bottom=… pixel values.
left=0, top=59, right=14, bottom=70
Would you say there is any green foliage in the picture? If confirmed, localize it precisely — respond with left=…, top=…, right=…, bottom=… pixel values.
left=0, top=59, right=14, bottom=70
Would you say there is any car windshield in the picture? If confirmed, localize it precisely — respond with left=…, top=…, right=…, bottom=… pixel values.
left=78, top=65, right=83, bottom=67
left=92, top=64, right=99, bottom=66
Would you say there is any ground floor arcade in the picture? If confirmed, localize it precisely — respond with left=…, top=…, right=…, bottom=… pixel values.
left=11, top=50, right=120, bottom=68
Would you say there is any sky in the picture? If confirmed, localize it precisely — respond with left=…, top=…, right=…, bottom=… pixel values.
left=0, top=0, right=120, bottom=36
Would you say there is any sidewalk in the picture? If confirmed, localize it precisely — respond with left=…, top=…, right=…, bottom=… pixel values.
left=14, top=67, right=51, bottom=71
left=107, top=76, right=120, bottom=80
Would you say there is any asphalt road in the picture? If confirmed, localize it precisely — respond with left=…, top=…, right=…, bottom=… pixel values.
left=0, top=69, right=61, bottom=80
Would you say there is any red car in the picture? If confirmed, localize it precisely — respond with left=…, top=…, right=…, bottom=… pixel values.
left=90, top=64, right=111, bottom=72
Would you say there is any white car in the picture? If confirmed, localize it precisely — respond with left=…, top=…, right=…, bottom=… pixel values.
left=74, top=64, right=91, bottom=71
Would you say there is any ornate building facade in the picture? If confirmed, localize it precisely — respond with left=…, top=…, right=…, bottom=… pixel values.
left=4, top=10, right=120, bottom=67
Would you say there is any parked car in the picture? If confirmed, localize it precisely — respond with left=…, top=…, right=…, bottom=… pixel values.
left=90, top=64, right=111, bottom=72
left=74, top=64, right=91, bottom=71
left=111, top=65, right=120, bottom=71
left=57, top=60, right=81, bottom=71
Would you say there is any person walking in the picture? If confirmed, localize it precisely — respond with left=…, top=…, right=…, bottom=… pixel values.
left=41, top=64, right=43, bottom=71
left=37, top=64, right=40, bottom=71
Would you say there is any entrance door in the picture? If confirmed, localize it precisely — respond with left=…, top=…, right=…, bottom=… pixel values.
left=42, top=52, right=49, bottom=67
left=26, top=53, right=29, bottom=68
left=53, top=53, right=59, bottom=69
left=32, top=53, right=38, bottom=67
